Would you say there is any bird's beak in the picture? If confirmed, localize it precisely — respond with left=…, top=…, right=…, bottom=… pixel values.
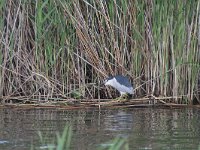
left=100, top=82, right=104, bottom=87
left=100, top=80, right=106, bottom=86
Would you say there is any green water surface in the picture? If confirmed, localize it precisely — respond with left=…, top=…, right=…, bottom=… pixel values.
left=0, top=107, right=200, bottom=150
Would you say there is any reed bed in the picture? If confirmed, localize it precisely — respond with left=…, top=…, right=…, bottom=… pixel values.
left=0, top=0, right=199, bottom=104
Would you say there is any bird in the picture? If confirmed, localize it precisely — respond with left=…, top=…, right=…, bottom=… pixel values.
left=104, top=75, right=134, bottom=98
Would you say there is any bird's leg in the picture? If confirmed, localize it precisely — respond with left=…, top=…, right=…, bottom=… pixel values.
left=121, top=93, right=129, bottom=99
left=115, top=93, right=129, bottom=102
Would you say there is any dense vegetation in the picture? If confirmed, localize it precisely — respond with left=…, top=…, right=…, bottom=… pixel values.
left=0, top=0, right=199, bottom=103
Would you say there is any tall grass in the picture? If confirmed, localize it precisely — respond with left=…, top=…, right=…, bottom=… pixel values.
left=38, top=125, right=72, bottom=150
left=37, top=125, right=129, bottom=150
left=0, top=0, right=199, bottom=103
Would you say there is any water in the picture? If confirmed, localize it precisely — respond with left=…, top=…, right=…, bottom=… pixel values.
left=0, top=107, right=200, bottom=150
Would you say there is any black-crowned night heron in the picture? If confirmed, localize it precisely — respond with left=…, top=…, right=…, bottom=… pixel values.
left=104, top=75, right=134, bottom=97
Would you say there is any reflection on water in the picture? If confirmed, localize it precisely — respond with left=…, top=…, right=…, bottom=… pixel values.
left=0, top=107, right=200, bottom=150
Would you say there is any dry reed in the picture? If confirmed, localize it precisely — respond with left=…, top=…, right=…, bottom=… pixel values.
left=0, top=0, right=199, bottom=104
